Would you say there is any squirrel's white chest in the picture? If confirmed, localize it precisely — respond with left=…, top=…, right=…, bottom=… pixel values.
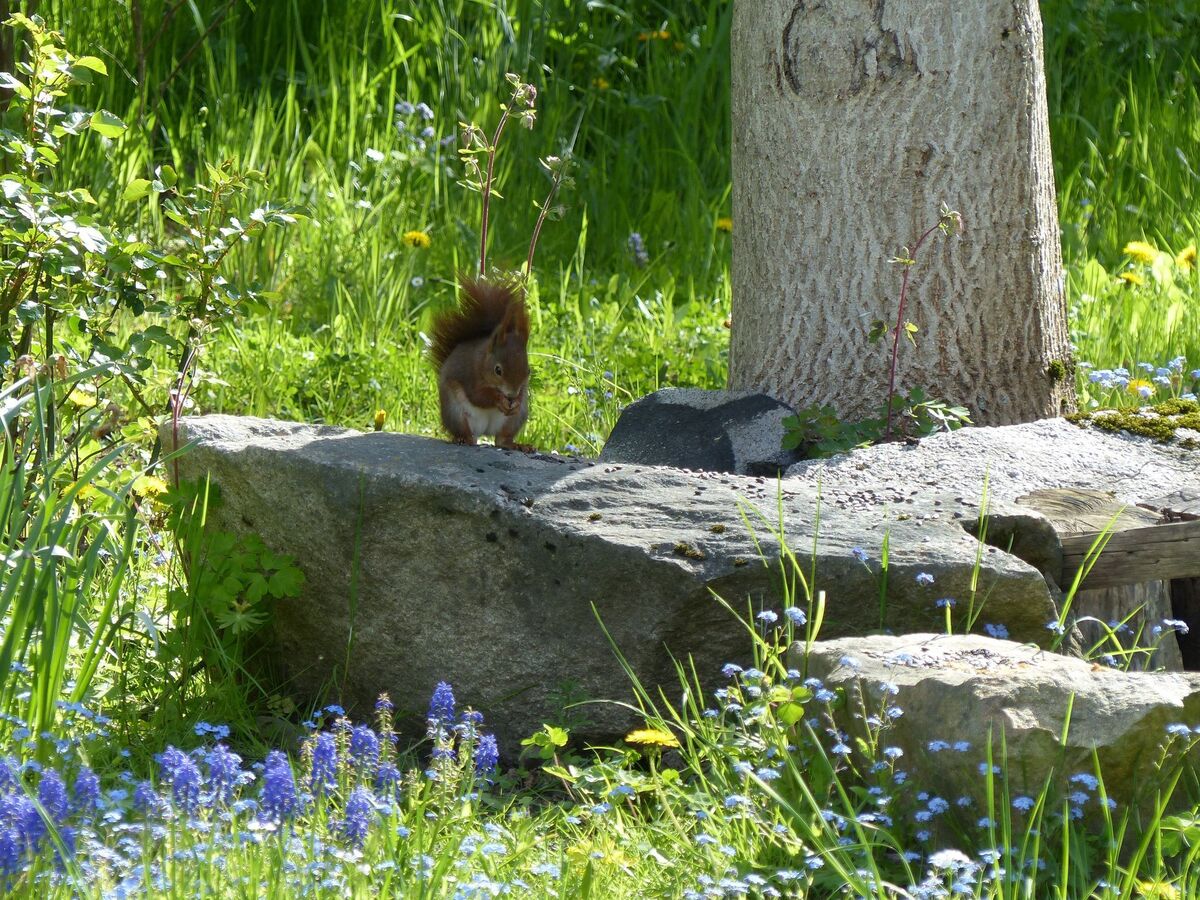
left=463, top=400, right=510, bottom=438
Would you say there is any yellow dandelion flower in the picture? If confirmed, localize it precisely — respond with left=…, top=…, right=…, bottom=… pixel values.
left=673, top=41, right=686, bottom=51
left=655, top=30, right=671, bottom=41
left=716, top=217, right=733, bottom=234
left=1135, top=880, right=1180, bottom=900
left=66, top=384, right=97, bottom=407
left=1122, top=240, right=1158, bottom=265
left=373, top=409, right=387, bottom=432
left=593, top=76, right=610, bottom=91
left=1118, top=271, right=1145, bottom=287
left=134, top=474, right=169, bottom=497
left=624, top=727, right=680, bottom=748
left=1176, top=244, right=1196, bottom=271
left=1126, top=378, right=1154, bottom=396
left=402, top=230, right=432, bottom=249
left=637, top=32, right=650, bottom=42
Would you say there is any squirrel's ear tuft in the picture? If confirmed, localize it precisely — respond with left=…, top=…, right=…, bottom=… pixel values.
left=494, top=286, right=530, bottom=342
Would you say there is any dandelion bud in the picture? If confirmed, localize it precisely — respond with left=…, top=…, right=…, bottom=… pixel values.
left=374, top=409, right=386, bottom=431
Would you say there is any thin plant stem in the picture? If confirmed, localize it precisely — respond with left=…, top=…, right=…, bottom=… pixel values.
left=883, top=214, right=956, bottom=441
left=524, top=166, right=565, bottom=277
left=479, top=108, right=512, bottom=276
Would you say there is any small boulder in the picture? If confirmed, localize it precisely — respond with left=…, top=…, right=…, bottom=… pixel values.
left=600, top=388, right=802, bottom=476
left=801, top=634, right=1200, bottom=817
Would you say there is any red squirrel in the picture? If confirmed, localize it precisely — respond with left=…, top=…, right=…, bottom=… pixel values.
left=429, top=279, right=530, bottom=448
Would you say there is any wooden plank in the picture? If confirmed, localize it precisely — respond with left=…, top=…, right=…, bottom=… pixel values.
left=1061, top=518, right=1200, bottom=590
left=1017, top=487, right=1161, bottom=534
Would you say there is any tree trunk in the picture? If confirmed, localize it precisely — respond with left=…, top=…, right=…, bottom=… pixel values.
left=730, top=0, right=1074, bottom=426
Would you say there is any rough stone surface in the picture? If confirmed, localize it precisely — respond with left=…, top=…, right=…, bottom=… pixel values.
left=170, top=416, right=1066, bottom=750
left=169, top=415, right=1199, bottom=751
left=786, top=418, right=1198, bottom=512
left=599, top=388, right=803, bottom=475
left=788, top=419, right=1199, bottom=578
left=802, top=634, right=1200, bottom=814
left=789, top=419, right=1200, bottom=668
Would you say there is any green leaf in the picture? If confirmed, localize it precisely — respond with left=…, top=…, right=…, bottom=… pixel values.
left=122, top=178, right=154, bottom=203
left=72, top=56, right=108, bottom=75
left=158, top=164, right=178, bottom=187
left=138, top=325, right=182, bottom=350
left=163, top=209, right=191, bottom=229
left=0, top=72, right=30, bottom=99
left=244, top=573, right=270, bottom=603
left=267, top=566, right=304, bottom=597
left=777, top=702, right=806, bottom=727
left=89, top=110, right=126, bottom=139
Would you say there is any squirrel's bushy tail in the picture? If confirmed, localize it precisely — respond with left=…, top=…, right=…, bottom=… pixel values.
left=428, top=279, right=528, bottom=368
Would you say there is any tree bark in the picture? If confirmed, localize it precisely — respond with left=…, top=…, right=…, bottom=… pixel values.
left=730, top=0, right=1074, bottom=425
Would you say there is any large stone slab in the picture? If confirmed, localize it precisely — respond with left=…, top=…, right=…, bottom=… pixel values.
left=787, top=418, right=1197, bottom=522
left=169, top=416, right=1063, bottom=750
left=802, top=634, right=1200, bottom=816
left=788, top=419, right=1200, bottom=655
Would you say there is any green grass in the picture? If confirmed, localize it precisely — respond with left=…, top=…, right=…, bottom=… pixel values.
left=40, top=0, right=735, bottom=452
left=37, top=0, right=1198, bottom=445
left=1, top=1, right=1199, bottom=896
left=23, top=1, right=1200, bottom=447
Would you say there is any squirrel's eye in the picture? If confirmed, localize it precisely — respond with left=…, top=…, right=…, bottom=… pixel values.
left=494, top=364, right=503, bottom=376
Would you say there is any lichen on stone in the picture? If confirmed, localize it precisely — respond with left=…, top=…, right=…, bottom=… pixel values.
left=1068, top=399, right=1200, bottom=446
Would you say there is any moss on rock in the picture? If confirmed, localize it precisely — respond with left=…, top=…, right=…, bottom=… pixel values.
left=1068, top=399, right=1200, bottom=446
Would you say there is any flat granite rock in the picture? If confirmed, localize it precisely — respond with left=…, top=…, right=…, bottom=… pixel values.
left=788, top=418, right=1197, bottom=519
left=169, top=416, right=1067, bottom=751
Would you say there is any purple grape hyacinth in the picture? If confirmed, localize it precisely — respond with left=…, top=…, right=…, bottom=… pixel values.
left=475, top=734, right=500, bottom=776
left=428, top=682, right=457, bottom=726
left=309, top=732, right=339, bottom=795
left=338, top=787, right=375, bottom=848
left=260, top=751, right=298, bottom=823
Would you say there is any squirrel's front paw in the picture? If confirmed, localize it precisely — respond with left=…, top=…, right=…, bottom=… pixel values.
left=496, top=439, right=535, bottom=453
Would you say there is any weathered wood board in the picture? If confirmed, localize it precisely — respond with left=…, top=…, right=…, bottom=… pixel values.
left=1016, top=488, right=1197, bottom=671
left=1060, top=519, right=1200, bottom=590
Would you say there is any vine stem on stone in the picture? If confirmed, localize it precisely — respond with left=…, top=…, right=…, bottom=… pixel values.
left=884, top=212, right=958, bottom=441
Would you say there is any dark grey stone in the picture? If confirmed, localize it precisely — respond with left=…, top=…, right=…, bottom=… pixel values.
left=600, top=388, right=802, bottom=476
